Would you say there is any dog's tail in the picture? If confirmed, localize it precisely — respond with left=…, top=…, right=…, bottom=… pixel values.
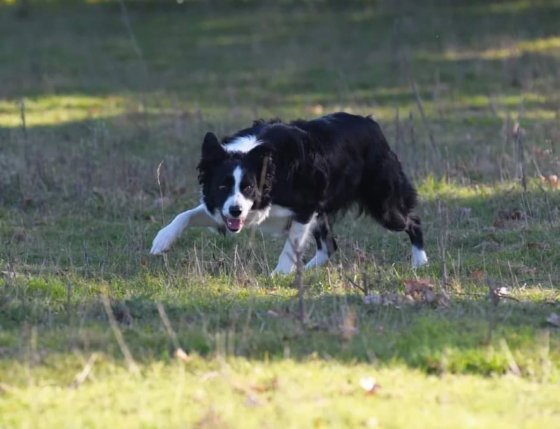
left=358, top=119, right=419, bottom=233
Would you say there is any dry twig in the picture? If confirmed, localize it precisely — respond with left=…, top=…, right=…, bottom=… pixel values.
left=69, top=353, right=98, bottom=389
left=101, top=293, right=140, bottom=375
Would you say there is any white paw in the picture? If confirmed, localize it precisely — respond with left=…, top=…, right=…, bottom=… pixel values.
left=270, top=260, right=296, bottom=277
left=304, top=250, right=329, bottom=269
left=150, top=225, right=181, bottom=255
left=412, top=246, right=428, bottom=268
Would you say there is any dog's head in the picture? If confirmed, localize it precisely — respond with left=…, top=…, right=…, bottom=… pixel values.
left=197, top=132, right=274, bottom=233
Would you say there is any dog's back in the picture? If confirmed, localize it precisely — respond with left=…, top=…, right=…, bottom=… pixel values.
left=245, top=113, right=414, bottom=219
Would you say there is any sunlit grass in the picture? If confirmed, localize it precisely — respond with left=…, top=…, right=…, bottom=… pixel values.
left=418, top=35, right=560, bottom=62
left=482, top=0, right=560, bottom=14
left=416, top=176, right=513, bottom=201
left=0, top=95, right=128, bottom=127
left=1, top=356, right=560, bottom=429
left=3, top=89, right=555, bottom=130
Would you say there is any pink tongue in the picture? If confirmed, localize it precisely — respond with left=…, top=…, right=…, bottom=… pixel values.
left=227, top=218, right=242, bottom=229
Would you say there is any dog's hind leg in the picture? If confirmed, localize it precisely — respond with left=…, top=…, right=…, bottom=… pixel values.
left=406, top=213, right=428, bottom=268
left=359, top=147, right=427, bottom=268
left=305, top=214, right=337, bottom=269
left=271, top=215, right=317, bottom=276
left=375, top=208, right=427, bottom=268
left=150, top=204, right=219, bottom=255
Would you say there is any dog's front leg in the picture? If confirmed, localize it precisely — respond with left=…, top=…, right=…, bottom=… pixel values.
left=271, top=217, right=316, bottom=276
left=150, top=204, right=218, bottom=255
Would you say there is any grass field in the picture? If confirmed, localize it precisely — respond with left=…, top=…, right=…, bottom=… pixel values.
left=1, top=0, right=560, bottom=427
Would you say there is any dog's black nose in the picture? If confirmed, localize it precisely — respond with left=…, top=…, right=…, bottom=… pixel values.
left=229, top=206, right=242, bottom=218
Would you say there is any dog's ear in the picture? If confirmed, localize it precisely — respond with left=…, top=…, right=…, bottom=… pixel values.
left=201, top=132, right=225, bottom=162
left=198, top=132, right=225, bottom=187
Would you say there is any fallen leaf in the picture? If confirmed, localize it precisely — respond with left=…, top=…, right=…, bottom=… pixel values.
left=494, top=210, right=528, bottom=228
left=311, top=104, right=324, bottom=115
left=404, top=278, right=432, bottom=295
left=360, top=377, right=381, bottom=395
left=174, top=348, right=190, bottom=362
left=493, top=219, right=504, bottom=228
left=497, top=287, right=511, bottom=296
left=250, top=377, right=279, bottom=393
left=531, top=145, right=552, bottom=157
left=542, top=174, right=558, bottom=188
left=528, top=242, right=550, bottom=250
left=471, top=269, right=485, bottom=280
left=404, top=278, right=438, bottom=303
left=383, top=292, right=411, bottom=306
left=405, top=278, right=452, bottom=307
left=363, top=279, right=451, bottom=308
left=546, top=313, right=560, bottom=328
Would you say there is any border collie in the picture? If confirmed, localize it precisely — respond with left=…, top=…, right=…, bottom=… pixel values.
left=150, top=112, right=428, bottom=275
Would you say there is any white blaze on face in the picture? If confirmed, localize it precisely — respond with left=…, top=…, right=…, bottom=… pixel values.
left=222, top=166, right=253, bottom=232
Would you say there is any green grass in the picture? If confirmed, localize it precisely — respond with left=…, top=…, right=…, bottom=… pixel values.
left=3, top=358, right=560, bottom=429
left=1, top=0, right=560, bottom=427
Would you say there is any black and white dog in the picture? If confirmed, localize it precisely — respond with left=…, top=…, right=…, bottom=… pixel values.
left=150, top=112, right=427, bottom=275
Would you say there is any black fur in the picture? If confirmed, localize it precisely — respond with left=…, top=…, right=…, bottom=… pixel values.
left=197, top=112, right=425, bottom=262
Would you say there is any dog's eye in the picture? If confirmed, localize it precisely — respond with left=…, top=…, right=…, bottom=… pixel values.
left=243, top=185, right=253, bottom=193
left=219, top=185, right=227, bottom=191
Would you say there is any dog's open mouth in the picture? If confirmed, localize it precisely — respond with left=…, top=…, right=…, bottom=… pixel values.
left=222, top=215, right=244, bottom=232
